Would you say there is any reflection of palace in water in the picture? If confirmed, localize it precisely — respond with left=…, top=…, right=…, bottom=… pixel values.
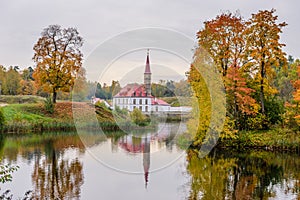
left=117, top=124, right=180, bottom=187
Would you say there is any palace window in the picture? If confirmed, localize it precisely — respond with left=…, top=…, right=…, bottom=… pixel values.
left=145, top=99, right=148, bottom=104
left=133, top=99, right=136, bottom=104
left=139, top=99, right=142, bottom=105
left=139, top=106, right=142, bottom=111
left=145, top=106, right=148, bottom=112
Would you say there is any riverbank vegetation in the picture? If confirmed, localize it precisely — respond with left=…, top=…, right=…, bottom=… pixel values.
left=0, top=98, right=158, bottom=134
left=186, top=9, right=300, bottom=150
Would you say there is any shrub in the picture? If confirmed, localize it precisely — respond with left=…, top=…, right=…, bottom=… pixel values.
left=44, top=96, right=54, bottom=114
left=0, top=108, right=5, bottom=129
left=0, top=108, right=5, bottom=130
left=130, top=108, right=148, bottom=126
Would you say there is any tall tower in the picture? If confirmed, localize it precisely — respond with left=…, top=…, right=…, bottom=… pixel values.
left=144, top=49, right=152, bottom=96
left=143, top=136, right=150, bottom=188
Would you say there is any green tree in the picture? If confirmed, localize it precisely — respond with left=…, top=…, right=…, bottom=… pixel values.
left=0, top=66, right=6, bottom=95
left=174, top=79, right=191, bottom=96
left=5, top=66, right=21, bottom=95
left=33, top=25, right=84, bottom=103
left=110, top=80, right=121, bottom=96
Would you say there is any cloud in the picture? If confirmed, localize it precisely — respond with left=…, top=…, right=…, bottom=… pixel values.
left=0, top=0, right=299, bottom=71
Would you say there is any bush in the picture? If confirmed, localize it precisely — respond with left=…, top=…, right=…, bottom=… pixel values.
left=114, top=106, right=128, bottom=117
left=44, top=96, right=54, bottom=114
left=130, top=108, right=148, bottom=126
left=265, top=97, right=285, bottom=125
left=0, top=108, right=5, bottom=129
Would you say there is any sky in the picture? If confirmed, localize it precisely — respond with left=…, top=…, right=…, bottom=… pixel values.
left=0, top=0, right=299, bottom=83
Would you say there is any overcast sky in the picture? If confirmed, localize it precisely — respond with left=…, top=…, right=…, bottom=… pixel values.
left=0, top=0, right=299, bottom=82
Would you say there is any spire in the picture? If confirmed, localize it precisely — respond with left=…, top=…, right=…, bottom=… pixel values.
left=143, top=136, right=150, bottom=188
left=144, top=49, right=151, bottom=74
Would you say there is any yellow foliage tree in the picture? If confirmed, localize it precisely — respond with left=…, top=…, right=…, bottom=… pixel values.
left=244, top=9, right=287, bottom=114
left=33, top=25, right=84, bottom=103
left=291, top=66, right=300, bottom=125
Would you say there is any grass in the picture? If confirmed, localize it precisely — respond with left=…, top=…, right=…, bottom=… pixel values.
left=1, top=102, right=77, bottom=133
left=0, top=95, right=44, bottom=104
left=2, top=104, right=53, bottom=122
left=0, top=99, right=158, bottom=134
left=218, top=128, right=300, bottom=152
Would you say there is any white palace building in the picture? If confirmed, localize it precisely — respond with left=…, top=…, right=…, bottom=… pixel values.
left=112, top=51, right=170, bottom=113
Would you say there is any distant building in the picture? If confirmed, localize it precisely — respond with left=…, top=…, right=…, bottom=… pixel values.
left=91, top=97, right=111, bottom=108
left=112, top=50, right=170, bottom=113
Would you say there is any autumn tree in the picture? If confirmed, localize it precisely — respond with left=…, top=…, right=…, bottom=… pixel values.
left=285, top=65, right=300, bottom=126
left=244, top=9, right=287, bottom=115
left=33, top=25, right=84, bottom=103
left=18, top=68, right=36, bottom=95
left=225, top=66, right=259, bottom=129
left=197, top=11, right=246, bottom=76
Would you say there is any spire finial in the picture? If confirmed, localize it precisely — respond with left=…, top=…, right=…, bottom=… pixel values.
left=144, top=49, right=151, bottom=74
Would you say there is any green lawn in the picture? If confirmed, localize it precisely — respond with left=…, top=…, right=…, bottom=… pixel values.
left=2, top=104, right=53, bottom=123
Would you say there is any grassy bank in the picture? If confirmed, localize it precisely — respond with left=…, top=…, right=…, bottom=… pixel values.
left=0, top=99, right=158, bottom=133
left=218, top=128, right=300, bottom=152
left=1, top=102, right=77, bottom=133
left=0, top=95, right=45, bottom=104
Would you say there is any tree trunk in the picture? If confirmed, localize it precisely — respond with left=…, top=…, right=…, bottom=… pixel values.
left=53, top=89, right=57, bottom=104
left=260, top=61, right=265, bottom=115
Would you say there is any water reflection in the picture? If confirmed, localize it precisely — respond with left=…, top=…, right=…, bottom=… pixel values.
left=186, top=149, right=300, bottom=200
left=31, top=139, right=83, bottom=199
left=118, top=135, right=151, bottom=187
left=0, top=133, right=85, bottom=199
left=0, top=123, right=184, bottom=199
left=109, top=123, right=182, bottom=187
left=0, top=125, right=300, bottom=199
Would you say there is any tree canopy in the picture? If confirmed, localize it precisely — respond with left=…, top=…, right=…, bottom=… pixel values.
left=33, top=25, right=84, bottom=103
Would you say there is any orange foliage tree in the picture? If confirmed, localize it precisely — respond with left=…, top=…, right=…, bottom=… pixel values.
left=197, top=11, right=246, bottom=76
left=291, top=66, right=300, bottom=125
left=225, top=66, right=259, bottom=129
left=33, top=25, right=84, bottom=103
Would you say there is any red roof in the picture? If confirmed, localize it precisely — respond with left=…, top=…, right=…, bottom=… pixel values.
left=118, top=142, right=145, bottom=153
left=151, top=98, right=169, bottom=106
left=114, top=84, right=152, bottom=97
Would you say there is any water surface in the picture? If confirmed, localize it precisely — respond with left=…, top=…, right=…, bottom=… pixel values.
left=0, top=123, right=299, bottom=199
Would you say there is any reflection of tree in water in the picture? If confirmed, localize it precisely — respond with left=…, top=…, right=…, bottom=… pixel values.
left=31, top=140, right=84, bottom=200
left=186, top=149, right=287, bottom=200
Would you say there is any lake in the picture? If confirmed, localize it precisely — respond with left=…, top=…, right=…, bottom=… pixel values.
left=0, top=123, right=299, bottom=199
